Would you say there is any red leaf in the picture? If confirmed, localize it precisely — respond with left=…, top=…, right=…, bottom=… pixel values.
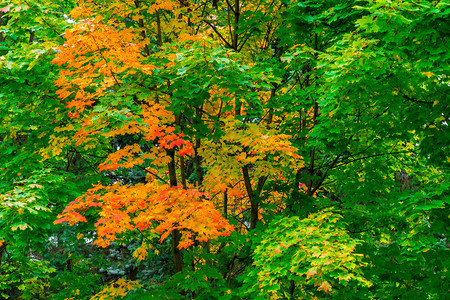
left=54, top=217, right=67, bottom=224
left=170, top=139, right=185, bottom=148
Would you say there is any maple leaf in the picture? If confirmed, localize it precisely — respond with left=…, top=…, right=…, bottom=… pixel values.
left=0, top=5, right=12, bottom=12
left=317, top=281, right=332, bottom=293
left=132, top=247, right=148, bottom=261
left=53, top=18, right=156, bottom=117
left=170, top=139, right=185, bottom=148
left=306, top=267, right=317, bottom=278
left=55, top=181, right=234, bottom=249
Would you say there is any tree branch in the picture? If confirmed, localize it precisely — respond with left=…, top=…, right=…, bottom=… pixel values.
left=202, top=19, right=233, bottom=48
left=333, top=151, right=409, bottom=169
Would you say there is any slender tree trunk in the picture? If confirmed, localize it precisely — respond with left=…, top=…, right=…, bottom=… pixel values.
left=306, top=33, right=320, bottom=196
left=156, top=9, right=162, bottom=46
left=194, top=107, right=204, bottom=186
left=134, top=0, right=150, bottom=55
left=176, top=114, right=188, bottom=189
left=29, top=30, right=34, bottom=44
left=171, top=229, right=183, bottom=273
left=0, top=242, right=7, bottom=265
left=289, top=279, right=296, bottom=298
left=242, top=166, right=257, bottom=229
left=167, top=149, right=183, bottom=273
left=223, top=189, right=228, bottom=219
left=235, top=99, right=241, bottom=116
left=242, top=166, right=267, bottom=230
left=232, top=0, right=240, bottom=50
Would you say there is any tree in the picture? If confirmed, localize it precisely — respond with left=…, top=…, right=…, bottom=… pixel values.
left=1, top=0, right=448, bottom=299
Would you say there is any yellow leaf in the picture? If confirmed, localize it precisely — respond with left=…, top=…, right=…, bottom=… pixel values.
left=12, top=223, right=29, bottom=230
left=54, top=124, right=75, bottom=132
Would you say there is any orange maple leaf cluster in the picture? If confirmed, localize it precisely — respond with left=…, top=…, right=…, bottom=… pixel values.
left=52, top=17, right=154, bottom=118
left=97, top=104, right=194, bottom=171
left=55, top=181, right=234, bottom=249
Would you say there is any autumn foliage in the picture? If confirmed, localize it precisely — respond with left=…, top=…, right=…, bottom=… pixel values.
left=1, top=0, right=448, bottom=299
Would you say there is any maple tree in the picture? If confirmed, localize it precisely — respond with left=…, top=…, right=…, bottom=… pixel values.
left=1, top=0, right=448, bottom=299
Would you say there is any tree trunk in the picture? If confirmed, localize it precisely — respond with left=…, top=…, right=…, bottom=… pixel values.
left=167, top=149, right=183, bottom=273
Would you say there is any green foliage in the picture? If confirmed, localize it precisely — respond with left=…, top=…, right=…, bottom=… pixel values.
left=1, top=0, right=448, bottom=299
left=240, top=209, right=371, bottom=299
left=49, top=256, right=103, bottom=300
left=0, top=258, right=55, bottom=299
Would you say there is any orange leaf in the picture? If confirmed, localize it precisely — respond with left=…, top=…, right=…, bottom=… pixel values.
left=317, top=281, right=332, bottom=293
left=306, top=267, right=317, bottom=278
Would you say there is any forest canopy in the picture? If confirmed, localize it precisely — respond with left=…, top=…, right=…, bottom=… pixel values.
left=0, top=0, right=448, bottom=299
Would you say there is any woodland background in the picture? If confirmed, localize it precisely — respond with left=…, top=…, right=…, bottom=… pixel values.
left=0, top=0, right=449, bottom=299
